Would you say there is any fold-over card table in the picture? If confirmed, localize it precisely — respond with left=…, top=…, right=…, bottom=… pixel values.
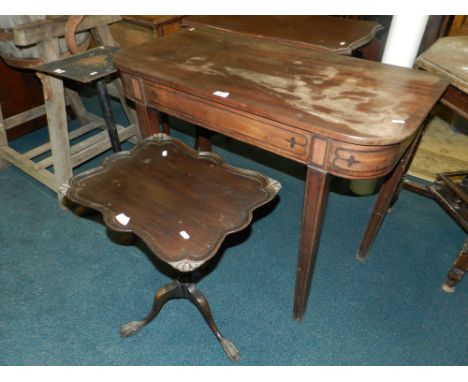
left=66, top=133, right=279, bottom=361
left=113, top=26, right=448, bottom=320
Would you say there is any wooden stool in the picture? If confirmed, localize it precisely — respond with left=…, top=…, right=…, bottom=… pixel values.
left=64, top=133, right=280, bottom=361
left=36, top=46, right=125, bottom=154
left=0, top=16, right=139, bottom=202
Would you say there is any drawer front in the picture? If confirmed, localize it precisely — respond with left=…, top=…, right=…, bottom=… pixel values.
left=145, top=81, right=311, bottom=163
left=328, top=140, right=403, bottom=179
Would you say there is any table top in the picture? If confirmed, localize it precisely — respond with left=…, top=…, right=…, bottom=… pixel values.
left=183, top=15, right=383, bottom=55
left=67, top=134, right=278, bottom=272
left=36, top=46, right=119, bottom=83
left=416, top=36, right=468, bottom=94
left=114, top=26, right=448, bottom=146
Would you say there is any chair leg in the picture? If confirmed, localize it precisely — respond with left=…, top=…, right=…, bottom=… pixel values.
left=442, top=237, right=468, bottom=293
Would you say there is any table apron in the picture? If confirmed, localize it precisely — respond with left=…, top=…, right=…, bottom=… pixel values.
left=123, top=74, right=409, bottom=180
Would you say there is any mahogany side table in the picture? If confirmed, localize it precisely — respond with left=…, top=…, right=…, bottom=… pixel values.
left=65, top=133, right=279, bottom=361
left=113, top=26, right=448, bottom=320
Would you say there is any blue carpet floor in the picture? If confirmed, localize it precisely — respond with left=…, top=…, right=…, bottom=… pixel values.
left=0, top=93, right=467, bottom=365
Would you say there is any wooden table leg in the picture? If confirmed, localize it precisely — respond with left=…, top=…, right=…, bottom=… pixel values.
left=194, top=125, right=212, bottom=151
left=357, top=128, right=424, bottom=261
left=135, top=103, right=160, bottom=138
left=293, top=166, right=331, bottom=320
left=160, top=112, right=170, bottom=134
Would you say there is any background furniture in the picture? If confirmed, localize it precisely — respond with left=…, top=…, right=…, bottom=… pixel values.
left=109, top=15, right=183, bottom=49
left=0, top=16, right=139, bottom=201
left=0, top=57, right=48, bottom=140
left=65, top=133, right=279, bottom=361
left=357, top=35, right=468, bottom=291
left=182, top=16, right=384, bottom=60
left=114, top=26, right=447, bottom=320
left=429, top=171, right=468, bottom=292
left=36, top=46, right=124, bottom=153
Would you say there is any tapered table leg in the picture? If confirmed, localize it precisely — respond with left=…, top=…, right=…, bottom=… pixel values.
left=195, top=125, right=212, bottom=152
left=160, top=112, right=170, bottom=134
left=135, top=103, right=160, bottom=138
left=293, top=166, right=331, bottom=320
left=357, top=128, right=424, bottom=261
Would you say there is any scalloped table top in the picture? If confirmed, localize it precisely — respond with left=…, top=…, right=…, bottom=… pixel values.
left=67, top=134, right=278, bottom=272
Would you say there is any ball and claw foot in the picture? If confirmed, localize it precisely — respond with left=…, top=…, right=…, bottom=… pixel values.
left=120, top=320, right=146, bottom=337
left=220, top=338, right=240, bottom=361
left=441, top=283, right=455, bottom=294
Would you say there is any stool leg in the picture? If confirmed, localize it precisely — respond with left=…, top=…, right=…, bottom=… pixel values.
left=442, top=238, right=468, bottom=293
left=186, top=283, right=240, bottom=362
left=120, top=280, right=180, bottom=337
left=96, top=79, right=121, bottom=153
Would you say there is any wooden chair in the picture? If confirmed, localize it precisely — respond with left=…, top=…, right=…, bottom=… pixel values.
left=0, top=16, right=140, bottom=202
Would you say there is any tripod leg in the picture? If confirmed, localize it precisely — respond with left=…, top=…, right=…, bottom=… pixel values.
left=186, top=283, right=240, bottom=361
left=120, top=280, right=181, bottom=337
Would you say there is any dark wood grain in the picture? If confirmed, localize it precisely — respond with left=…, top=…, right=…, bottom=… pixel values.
left=293, top=166, right=331, bottom=320
left=182, top=16, right=383, bottom=56
left=67, top=134, right=278, bottom=272
left=357, top=127, right=425, bottom=261
left=114, top=26, right=447, bottom=148
left=113, top=26, right=448, bottom=320
left=0, top=57, right=46, bottom=140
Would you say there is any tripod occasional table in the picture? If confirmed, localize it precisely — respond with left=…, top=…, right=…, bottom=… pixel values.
left=113, top=26, right=448, bottom=320
left=66, top=133, right=279, bottom=360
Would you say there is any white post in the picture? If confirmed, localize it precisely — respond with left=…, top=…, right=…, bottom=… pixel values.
left=381, top=15, right=429, bottom=68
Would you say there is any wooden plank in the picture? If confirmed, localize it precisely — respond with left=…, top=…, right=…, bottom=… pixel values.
left=13, top=16, right=121, bottom=46
left=70, top=125, right=135, bottom=168
left=38, top=124, right=136, bottom=169
left=39, top=38, right=73, bottom=192
left=0, top=146, right=56, bottom=190
left=65, top=88, right=93, bottom=125
left=24, top=120, right=103, bottom=160
left=0, top=105, right=9, bottom=169
left=4, top=104, right=46, bottom=130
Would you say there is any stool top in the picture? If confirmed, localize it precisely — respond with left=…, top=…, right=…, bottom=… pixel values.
left=416, top=36, right=468, bottom=94
left=36, top=46, right=119, bottom=83
left=67, top=134, right=279, bottom=272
